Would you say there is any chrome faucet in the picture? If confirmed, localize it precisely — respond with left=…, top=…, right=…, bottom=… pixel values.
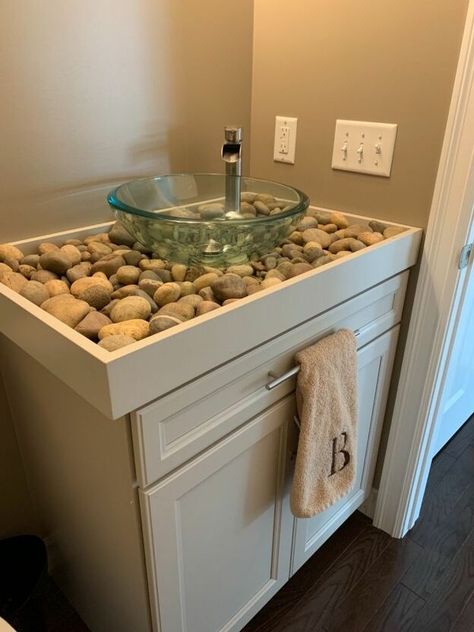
left=221, top=126, right=242, bottom=213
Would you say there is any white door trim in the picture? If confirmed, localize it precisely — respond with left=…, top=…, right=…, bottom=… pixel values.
left=374, top=0, right=474, bottom=538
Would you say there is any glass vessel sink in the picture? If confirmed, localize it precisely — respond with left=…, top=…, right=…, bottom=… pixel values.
left=107, top=174, right=309, bottom=266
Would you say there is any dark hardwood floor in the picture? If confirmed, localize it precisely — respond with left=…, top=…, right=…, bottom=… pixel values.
left=7, top=417, right=474, bottom=632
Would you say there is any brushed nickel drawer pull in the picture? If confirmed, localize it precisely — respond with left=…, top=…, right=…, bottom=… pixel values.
left=265, top=329, right=359, bottom=391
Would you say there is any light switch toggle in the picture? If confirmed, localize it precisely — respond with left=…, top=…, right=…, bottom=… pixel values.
left=341, top=141, right=348, bottom=160
left=375, top=143, right=382, bottom=155
left=356, top=144, right=364, bottom=163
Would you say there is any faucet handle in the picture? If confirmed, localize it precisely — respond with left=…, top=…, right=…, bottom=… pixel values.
left=224, top=126, right=242, bottom=143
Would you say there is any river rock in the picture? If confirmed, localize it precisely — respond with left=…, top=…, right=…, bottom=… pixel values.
left=42, top=295, right=90, bottom=328
left=193, top=273, right=219, bottom=292
left=369, top=220, right=387, bottom=234
left=75, top=311, right=112, bottom=339
left=66, top=262, right=92, bottom=283
left=60, top=244, right=81, bottom=266
left=199, top=203, right=225, bottom=219
left=358, top=231, right=384, bottom=246
left=329, top=212, right=349, bottom=229
left=303, top=241, right=324, bottom=262
left=98, top=335, right=137, bottom=351
left=91, top=254, right=125, bottom=277
left=313, top=254, right=336, bottom=268
left=240, top=202, right=256, bottom=216
left=302, top=228, right=332, bottom=249
left=158, top=302, right=195, bottom=321
left=344, top=224, right=371, bottom=239
left=298, top=216, right=318, bottom=231
left=154, top=282, right=181, bottom=307
left=88, top=242, right=113, bottom=260
left=0, top=244, right=24, bottom=262
left=319, top=223, right=338, bottom=234
left=108, top=221, right=136, bottom=247
left=0, top=271, right=28, bottom=293
left=254, top=201, right=270, bottom=216
left=38, top=242, right=59, bottom=254
left=196, top=301, right=220, bottom=316
left=0, top=262, right=12, bottom=275
left=45, top=279, right=70, bottom=297
left=287, top=262, right=313, bottom=278
left=116, top=265, right=140, bottom=285
left=198, top=287, right=216, bottom=302
left=98, top=319, right=150, bottom=341
left=78, top=285, right=112, bottom=310
left=329, top=238, right=366, bottom=254
left=19, top=281, right=49, bottom=306
left=168, top=263, right=185, bottom=283
left=211, top=274, right=247, bottom=301
left=20, top=254, right=40, bottom=267
left=121, top=250, right=143, bottom=266
left=139, top=278, right=163, bottom=297
left=265, top=269, right=285, bottom=281
left=288, top=231, right=305, bottom=246
left=70, top=276, right=113, bottom=297
left=178, top=294, right=203, bottom=308
left=18, top=264, right=34, bottom=278
left=31, top=269, right=59, bottom=283
left=110, top=296, right=151, bottom=323
left=241, top=192, right=257, bottom=203
left=384, top=226, right=406, bottom=239
left=261, top=277, right=283, bottom=289
left=139, top=258, right=167, bottom=272
left=226, top=264, right=254, bottom=278
left=177, top=281, right=195, bottom=297
left=149, top=315, right=183, bottom=334
left=39, top=251, right=72, bottom=275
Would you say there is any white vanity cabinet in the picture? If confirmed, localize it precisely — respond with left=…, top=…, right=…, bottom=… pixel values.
left=133, top=276, right=405, bottom=632
left=0, top=212, right=422, bottom=632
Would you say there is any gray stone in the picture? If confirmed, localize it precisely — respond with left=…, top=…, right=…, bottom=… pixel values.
left=122, top=250, right=144, bottom=266
left=369, top=220, right=387, bottom=234
left=211, top=274, right=247, bottom=301
left=98, top=335, right=137, bottom=351
left=87, top=242, right=113, bottom=259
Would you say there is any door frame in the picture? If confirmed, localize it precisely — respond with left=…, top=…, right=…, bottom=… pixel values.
left=373, top=0, right=474, bottom=538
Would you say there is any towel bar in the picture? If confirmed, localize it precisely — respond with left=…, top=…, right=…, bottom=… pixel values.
left=265, top=329, right=360, bottom=391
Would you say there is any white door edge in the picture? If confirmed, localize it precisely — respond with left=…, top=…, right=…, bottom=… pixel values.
left=374, top=0, right=474, bottom=538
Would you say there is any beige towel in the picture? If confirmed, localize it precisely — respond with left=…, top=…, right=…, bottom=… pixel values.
left=290, top=329, right=358, bottom=518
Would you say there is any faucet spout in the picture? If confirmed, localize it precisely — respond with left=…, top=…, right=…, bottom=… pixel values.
left=222, top=126, right=242, bottom=213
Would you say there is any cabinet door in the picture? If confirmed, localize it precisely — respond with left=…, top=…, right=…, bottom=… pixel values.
left=291, top=327, right=399, bottom=574
left=140, top=396, right=295, bottom=632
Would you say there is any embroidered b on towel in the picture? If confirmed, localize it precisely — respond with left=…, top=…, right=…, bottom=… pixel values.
left=290, top=329, right=358, bottom=518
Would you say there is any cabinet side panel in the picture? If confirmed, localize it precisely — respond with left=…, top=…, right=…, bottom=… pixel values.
left=2, top=337, right=151, bottom=632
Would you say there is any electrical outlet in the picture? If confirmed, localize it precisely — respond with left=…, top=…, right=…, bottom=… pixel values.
left=274, top=116, right=297, bottom=164
left=331, top=120, right=398, bottom=177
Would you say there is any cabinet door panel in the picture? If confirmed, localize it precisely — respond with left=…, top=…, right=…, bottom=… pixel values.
left=141, top=396, right=294, bottom=632
left=291, top=327, right=399, bottom=573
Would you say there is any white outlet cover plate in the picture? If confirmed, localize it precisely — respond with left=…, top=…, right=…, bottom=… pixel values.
left=274, top=116, right=297, bottom=164
left=332, top=120, right=398, bottom=177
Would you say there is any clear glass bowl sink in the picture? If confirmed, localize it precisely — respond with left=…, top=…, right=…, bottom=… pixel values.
left=107, top=174, right=309, bottom=266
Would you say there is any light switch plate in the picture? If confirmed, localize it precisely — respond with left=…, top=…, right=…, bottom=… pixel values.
left=274, top=116, right=297, bottom=164
left=331, top=120, right=398, bottom=177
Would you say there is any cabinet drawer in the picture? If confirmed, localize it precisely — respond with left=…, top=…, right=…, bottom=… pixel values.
left=132, top=272, right=408, bottom=487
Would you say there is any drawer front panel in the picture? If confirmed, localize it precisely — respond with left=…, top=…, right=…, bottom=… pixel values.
left=132, top=272, right=408, bottom=487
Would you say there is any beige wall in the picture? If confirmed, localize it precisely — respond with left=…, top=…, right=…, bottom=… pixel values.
left=0, top=0, right=254, bottom=535
left=250, top=0, right=468, bottom=227
left=0, top=0, right=254, bottom=243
